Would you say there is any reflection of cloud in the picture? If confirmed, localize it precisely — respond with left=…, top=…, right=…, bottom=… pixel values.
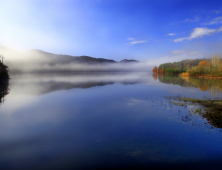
left=127, top=98, right=147, bottom=106
left=174, top=27, right=222, bottom=42
left=0, top=95, right=37, bottom=114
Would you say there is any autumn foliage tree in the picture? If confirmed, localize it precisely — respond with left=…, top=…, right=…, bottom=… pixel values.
left=198, top=60, right=210, bottom=68
left=158, top=69, right=164, bottom=74
left=152, top=66, right=158, bottom=73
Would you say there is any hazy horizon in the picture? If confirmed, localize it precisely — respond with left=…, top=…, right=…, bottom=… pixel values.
left=0, top=44, right=217, bottom=73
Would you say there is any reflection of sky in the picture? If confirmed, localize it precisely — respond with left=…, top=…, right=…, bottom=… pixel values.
left=1, top=73, right=222, bottom=169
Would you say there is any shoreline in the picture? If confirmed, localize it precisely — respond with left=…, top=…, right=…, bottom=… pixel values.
left=154, top=72, right=222, bottom=79
left=179, top=73, right=222, bottom=79
left=170, top=97, right=222, bottom=128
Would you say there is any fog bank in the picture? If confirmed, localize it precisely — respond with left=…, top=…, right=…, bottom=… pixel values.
left=0, top=45, right=152, bottom=72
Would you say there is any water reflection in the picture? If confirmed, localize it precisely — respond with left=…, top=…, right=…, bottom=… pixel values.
left=1, top=72, right=222, bottom=169
left=154, top=74, right=222, bottom=97
left=0, top=80, right=9, bottom=104
left=9, top=72, right=152, bottom=96
left=151, top=74, right=222, bottom=129
left=170, top=97, right=222, bottom=129
left=150, top=96, right=218, bottom=131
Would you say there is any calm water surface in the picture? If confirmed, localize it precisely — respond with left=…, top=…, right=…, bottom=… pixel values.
left=1, top=72, right=222, bottom=170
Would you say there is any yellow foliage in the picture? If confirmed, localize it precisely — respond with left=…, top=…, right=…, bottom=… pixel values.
left=179, top=72, right=189, bottom=77
left=198, top=60, right=210, bottom=68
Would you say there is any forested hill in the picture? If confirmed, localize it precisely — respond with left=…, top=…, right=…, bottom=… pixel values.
left=153, top=56, right=222, bottom=74
left=156, top=59, right=208, bottom=73
left=158, top=59, right=206, bottom=71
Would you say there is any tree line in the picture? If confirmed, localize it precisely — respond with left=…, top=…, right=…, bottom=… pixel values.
left=153, top=55, right=222, bottom=75
left=0, top=63, right=9, bottom=79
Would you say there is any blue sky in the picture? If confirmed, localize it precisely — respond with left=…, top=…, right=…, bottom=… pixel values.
left=0, top=0, right=222, bottom=61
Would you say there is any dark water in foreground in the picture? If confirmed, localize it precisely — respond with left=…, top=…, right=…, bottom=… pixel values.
left=1, top=72, right=222, bottom=170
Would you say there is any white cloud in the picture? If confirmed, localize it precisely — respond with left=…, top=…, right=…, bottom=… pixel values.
left=173, top=38, right=187, bottom=42
left=125, top=38, right=147, bottom=45
left=173, top=27, right=221, bottom=42
left=203, top=16, right=222, bottom=25
left=189, top=27, right=216, bottom=38
left=168, top=33, right=175, bottom=36
left=183, top=17, right=200, bottom=23
left=218, top=26, right=222, bottom=32
left=129, top=41, right=147, bottom=45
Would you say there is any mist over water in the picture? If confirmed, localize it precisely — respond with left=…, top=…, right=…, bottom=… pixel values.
left=1, top=72, right=222, bottom=169
left=1, top=0, right=222, bottom=169
left=0, top=45, right=153, bottom=72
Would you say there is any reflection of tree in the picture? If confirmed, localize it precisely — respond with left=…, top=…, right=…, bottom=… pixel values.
left=198, top=84, right=209, bottom=91
left=189, top=78, right=222, bottom=96
left=0, top=80, right=9, bottom=104
left=152, top=74, right=157, bottom=80
left=154, top=74, right=196, bottom=88
left=153, top=74, right=222, bottom=96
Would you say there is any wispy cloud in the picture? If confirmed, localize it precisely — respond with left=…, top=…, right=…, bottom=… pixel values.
left=183, top=17, right=200, bottom=23
left=168, top=33, right=175, bottom=36
left=170, top=50, right=199, bottom=55
left=173, top=27, right=222, bottom=42
left=127, top=38, right=135, bottom=40
left=172, top=16, right=200, bottom=25
left=212, top=10, right=221, bottom=14
left=126, top=38, right=147, bottom=45
left=129, top=41, right=147, bottom=45
left=202, top=16, right=222, bottom=25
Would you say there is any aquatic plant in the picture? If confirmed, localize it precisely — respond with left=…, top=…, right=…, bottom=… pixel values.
left=173, top=97, right=222, bottom=129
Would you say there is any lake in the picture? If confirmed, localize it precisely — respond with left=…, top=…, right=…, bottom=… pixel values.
left=1, top=72, right=222, bottom=170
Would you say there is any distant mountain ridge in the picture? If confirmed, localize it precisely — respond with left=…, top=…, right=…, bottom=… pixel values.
left=29, top=49, right=139, bottom=64
left=0, top=45, right=139, bottom=64
left=120, top=59, right=139, bottom=63
left=0, top=45, right=141, bottom=72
